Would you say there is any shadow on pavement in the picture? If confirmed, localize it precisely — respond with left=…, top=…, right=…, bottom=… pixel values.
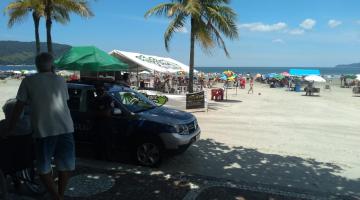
left=160, top=139, right=360, bottom=199
left=66, top=167, right=191, bottom=200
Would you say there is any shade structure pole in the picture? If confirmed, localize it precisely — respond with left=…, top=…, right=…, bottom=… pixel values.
left=136, top=65, right=139, bottom=87
left=236, top=83, right=238, bottom=95
left=226, top=86, right=228, bottom=100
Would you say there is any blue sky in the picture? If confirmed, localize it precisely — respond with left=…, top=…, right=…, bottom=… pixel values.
left=1, top=0, right=360, bottom=67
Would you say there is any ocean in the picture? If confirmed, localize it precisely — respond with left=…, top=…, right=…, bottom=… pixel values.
left=0, top=66, right=36, bottom=71
left=196, top=67, right=360, bottom=75
left=1, top=65, right=360, bottom=75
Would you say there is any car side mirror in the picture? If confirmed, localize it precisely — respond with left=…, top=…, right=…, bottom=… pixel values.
left=113, top=108, right=122, bottom=115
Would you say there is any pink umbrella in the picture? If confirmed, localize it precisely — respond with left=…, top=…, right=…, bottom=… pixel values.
left=281, top=72, right=290, bottom=77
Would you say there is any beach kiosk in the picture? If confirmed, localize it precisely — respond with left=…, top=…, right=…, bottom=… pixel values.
left=55, top=46, right=128, bottom=81
left=289, top=69, right=320, bottom=92
left=110, top=50, right=199, bottom=88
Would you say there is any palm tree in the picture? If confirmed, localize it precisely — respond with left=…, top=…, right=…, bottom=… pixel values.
left=44, top=0, right=94, bottom=54
left=4, top=0, right=43, bottom=54
left=4, top=0, right=92, bottom=55
left=145, top=0, right=239, bottom=93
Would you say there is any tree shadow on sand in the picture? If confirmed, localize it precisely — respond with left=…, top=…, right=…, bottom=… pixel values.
left=160, top=139, right=360, bottom=199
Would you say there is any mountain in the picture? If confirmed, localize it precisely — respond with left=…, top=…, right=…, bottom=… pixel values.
left=335, top=63, right=360, bottom=68
left=0, top=41, right=71, bottom=65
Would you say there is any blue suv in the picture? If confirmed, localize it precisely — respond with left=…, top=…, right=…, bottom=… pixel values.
left=67, top=83, right=200, bottom=167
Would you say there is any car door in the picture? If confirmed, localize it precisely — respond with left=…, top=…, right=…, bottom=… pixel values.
left=109, top=92, right=138, bottom=150
left=68, top=88, right=95, bottom=146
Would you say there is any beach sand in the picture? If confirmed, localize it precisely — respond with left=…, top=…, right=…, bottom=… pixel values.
left=1, top=79, right=360, bottom=197
left=164, top=82, right=360, bottom=197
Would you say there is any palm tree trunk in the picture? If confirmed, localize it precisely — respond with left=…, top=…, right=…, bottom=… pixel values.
left=188, top=17, right=195, bottom=93
left=32, top=12, right=40, bottom=55
left=45, top=0, right=53, bottom=54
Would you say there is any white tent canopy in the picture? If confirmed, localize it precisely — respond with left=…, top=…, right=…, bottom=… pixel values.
left=305, top=75, right=326, bottom=83
left=110, top=50, right=195, bottom=74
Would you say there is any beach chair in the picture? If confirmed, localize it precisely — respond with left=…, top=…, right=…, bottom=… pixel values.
left=304, top=87, right=320, bottom=96
left=324, top=84, right=331, bottom=91
left=353, top=87, right=360, bottom=96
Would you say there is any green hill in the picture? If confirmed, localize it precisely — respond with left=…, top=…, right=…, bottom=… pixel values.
left=0, top=41, right=71, bottom=65
left=335, top=63, right=360, bottom=68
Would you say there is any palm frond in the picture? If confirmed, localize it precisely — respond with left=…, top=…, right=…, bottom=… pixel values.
left=206, top=21, right=230, bottom=56
left=4, top=1, right=30, bottom=27
left=164, top=13, right=187, bottom=51
left=53, top=0, right=94, bottom=18
left=52, top=4, right=70, bottom=24
left=193, top=17, right=214, bottom=51
left=144, top=3, right=177, bottom=18
left=183, top=0, right=201, bottom=16
left=204, top=5, right=238, bottom=39
left=4, top=0, right=45, bottom=27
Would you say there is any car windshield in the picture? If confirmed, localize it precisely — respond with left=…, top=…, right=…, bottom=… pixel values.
left=111, top=89, right=157, bottom=113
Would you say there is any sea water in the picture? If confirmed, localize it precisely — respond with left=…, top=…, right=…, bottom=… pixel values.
left=196, top=67, right=360, bottom=75
left=0, top=66, right=36, bottom=71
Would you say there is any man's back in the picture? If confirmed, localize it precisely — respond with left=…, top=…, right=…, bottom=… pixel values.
left=17, top=72, right=74, bottom=138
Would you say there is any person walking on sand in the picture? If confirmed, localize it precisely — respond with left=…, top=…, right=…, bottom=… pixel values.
left=248, top=77, right=254, bottom=94
left=6, top=53, right=75, bottom=200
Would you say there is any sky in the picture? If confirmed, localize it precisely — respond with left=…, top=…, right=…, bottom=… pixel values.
left=1, top=0, right=360, bottom=67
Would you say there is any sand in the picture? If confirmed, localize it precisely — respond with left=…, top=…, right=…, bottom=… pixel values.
left=1, top=79, right=360, bottom=197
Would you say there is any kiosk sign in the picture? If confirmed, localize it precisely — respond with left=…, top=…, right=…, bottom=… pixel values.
left=186, top=91, right=205, bottom=109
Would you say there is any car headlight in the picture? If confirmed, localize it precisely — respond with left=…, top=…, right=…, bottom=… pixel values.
left=194, top=120, right=198, bottom=130
left=177, top=124, right=189, bottom=135
left=165, top=124, right=189, bottom=135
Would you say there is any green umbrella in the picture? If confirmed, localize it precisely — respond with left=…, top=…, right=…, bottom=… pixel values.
left=344, top=74, right=357, bottom=79
left=55, top=46, right=128, bottom=72
left=273, top=74, right=285, bottom=80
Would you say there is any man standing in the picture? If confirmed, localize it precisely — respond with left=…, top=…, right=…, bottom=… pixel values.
left=6, top=53, right=75, bottom=200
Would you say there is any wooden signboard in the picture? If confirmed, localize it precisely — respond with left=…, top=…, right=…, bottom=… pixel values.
left=186, top=91, right=205, bottom=109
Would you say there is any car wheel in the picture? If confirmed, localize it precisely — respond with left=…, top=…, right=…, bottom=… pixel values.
left=136, top=141, right=162, bottom=167
left=0, top=170, right=7, bottom=200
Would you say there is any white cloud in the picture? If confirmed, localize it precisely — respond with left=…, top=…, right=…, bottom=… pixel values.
left=288, top=29, right=305, bottom=35
left=300, top=19, right=316, bottom=30
left=175, top=27, right=188, bottom=33
left=239, top=22, right=287, bottom=32
left=272, top=39, right=285, bottom=44
left=328, top=20, right=342, bottom=28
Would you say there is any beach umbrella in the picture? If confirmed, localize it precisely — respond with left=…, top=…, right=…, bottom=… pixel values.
left=356, top=74, right=360, bottom=81
left=273, top=74, right=285, bottom=80
left=344, top=74, right=357, bottom=79
left=304, top=75, right=326, bottom=83
left=55, top=46, right=128, bottom=72
left=176, top=70, right=186, bottom=77
left=221, top=70, right=238, bottom=81
left=266, top=73, right=277, bottom=78
left=281, top=72, right=290, bottom=77
left=255, top=74, right=262, bottom=78
left=21, top=70, right=29, bottom=75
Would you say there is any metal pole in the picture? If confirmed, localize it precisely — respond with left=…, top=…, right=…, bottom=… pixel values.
left=226, top=81, right=228, bottom=100
left=236, top=83, right=238, bottom=95
left=136, top=65, right=139, bottom=87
